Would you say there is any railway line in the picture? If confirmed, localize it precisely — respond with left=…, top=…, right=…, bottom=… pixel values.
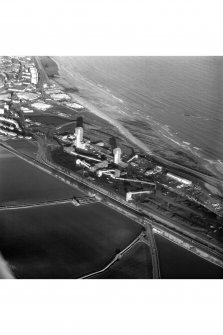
left=1, top=140, right=223, bottom=269
left=1, top=55, right=223, bottom=276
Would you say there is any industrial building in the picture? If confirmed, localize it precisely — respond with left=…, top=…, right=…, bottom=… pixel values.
left=75, top=127, right=84, bottom=149
left=113, top=147, right=121, bottom=164
left=166, top=173, right=192, bottom=186
left=1, top=55, right=222, bottom=231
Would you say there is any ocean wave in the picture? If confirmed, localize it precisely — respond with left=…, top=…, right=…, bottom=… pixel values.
left=54, top=56, right=223, bottom=179
left=152, top=121, right=223, bottom=177
left=184, top=113, right=210, bottom=121
left=184, top=113, right=223, bottom=123
left=131, top=112, right=223, bottom=177
left=159, top=129, right=202, bottom=157
left=133, top=112, right=204, bottom=157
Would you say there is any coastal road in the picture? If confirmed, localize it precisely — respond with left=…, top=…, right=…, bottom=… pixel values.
left=143, top=222, right=161, bottom=279
left=41, top=57, right=223, bottom=189
left=3, top=52, right=223, bottom=267
left=1, top=140, right=223, bottom=269
left=40, top=150, right=223, bottom=268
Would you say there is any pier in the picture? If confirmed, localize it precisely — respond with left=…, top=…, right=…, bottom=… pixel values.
left=0, top=196, right=100, bottom=211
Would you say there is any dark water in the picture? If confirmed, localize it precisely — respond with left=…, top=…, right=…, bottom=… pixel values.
left=0, top=146, right=222, bottom=278
left=0, top=203, right=142, bottom=278
left=92, top=242, right=153, bottom=279
left=7, top=139, right=38, bottom=159
left=155, top=234, right=223, bottom=279
left=54, top=56, right=223, bottom=176
left=0, top=147, right=81, bottom=204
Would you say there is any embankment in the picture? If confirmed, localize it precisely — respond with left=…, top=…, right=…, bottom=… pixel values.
left=1, top=140, right=223, bottom=268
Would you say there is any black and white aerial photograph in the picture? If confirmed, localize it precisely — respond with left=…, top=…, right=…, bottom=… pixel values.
left=1, top=1, right=223, bottom=335
left=0, top=55, right=223, bottom=279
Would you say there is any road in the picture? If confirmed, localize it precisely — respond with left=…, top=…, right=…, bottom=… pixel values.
left=32, top=134, right=223, bottom=268
left=42, top=149, right=223, bottom=268
left=2, top=56, right=223, bottom=270
left=143, top=222, right=161, bottom=278
left=1, top=139, right=223, bottom=269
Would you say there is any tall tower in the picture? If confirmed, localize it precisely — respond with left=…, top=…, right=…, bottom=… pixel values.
left=113, top=147, right=122, bottom=165
left=75, top=127, right=83, bottom=148
left=4, top=103, right=10, bottom=118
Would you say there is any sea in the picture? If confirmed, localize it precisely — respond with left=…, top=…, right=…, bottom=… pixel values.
left=53, top=56, right=223, bottom=179
left=1, top=57, right=223, bottom=278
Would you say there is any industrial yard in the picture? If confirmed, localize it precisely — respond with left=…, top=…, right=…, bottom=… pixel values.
left=0, top=55, right=223, bottom=278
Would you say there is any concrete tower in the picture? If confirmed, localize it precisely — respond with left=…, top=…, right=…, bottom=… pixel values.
left=4, top=103, right=10, bottom=118
left=75, top=127, right=84, bottom=148
left=113, top=147, right=122, bottom=165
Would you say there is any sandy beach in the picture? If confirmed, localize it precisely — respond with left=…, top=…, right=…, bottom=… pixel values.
left=52, top=57, right=153, bottom=155
left=49, top=57, right=223, bottom=195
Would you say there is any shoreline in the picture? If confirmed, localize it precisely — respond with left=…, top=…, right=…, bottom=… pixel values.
left=48, top=57, right=223, bottom=195
left=52, top=57, right=153, bottom=155
left=50, top=57, right=223, bottom=174
left=1, top=56, right=223, bottom=278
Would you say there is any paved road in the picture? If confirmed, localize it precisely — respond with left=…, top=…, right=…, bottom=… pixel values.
left=142, top=222, right=161, bottom=278
left=2, top=138, right=223, bottom=264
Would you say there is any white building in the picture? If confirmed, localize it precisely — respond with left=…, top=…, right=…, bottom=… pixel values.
left=29, top=67, right=38, bottom=85
left=0, top=116, right=22, bottom=132
left=166, top=173, right=192, bottom=186
left=113, top=147, right=122, bottom=165
left=75, top=127, right=84, bottom=149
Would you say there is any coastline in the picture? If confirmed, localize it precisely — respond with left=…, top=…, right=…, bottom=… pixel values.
left=1, top=55, right=223, bottom=279
left=51, top=57, right=153, bottom=155
left=48, top=57, right=223, bottom=196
